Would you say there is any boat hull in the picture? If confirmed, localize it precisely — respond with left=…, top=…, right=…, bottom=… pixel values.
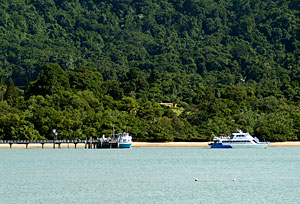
left=210, top=142, right=270, bottom=149
left=119, top=143, right=132, bottom=148
left=229, top=143, right=270, bottom=148
left=210, top=143, right=232, bottom=148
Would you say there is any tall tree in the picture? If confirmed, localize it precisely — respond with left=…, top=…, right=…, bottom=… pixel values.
left=0, top=72, right=5, bottom=102
left=4, top=78, right=16, bottom=104
left=68, top=67, right=103, bottom=97
left=28, top=63, right=70, bottom=96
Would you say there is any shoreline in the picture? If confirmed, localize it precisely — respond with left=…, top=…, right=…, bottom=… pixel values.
left=0, top=141, right=300, bottom=149
left=132, top=141, right=300, bottom=147
left=269, top=142, right=300, bottom=147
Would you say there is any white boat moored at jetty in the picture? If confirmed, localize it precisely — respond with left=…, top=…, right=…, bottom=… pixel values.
left=209, top=130, right=270, bottom=148
left=98, top=132, right=132, bottom=148
left=117, top=132, right=132, bottom=148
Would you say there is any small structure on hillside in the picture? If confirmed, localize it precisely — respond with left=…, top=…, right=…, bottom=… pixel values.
left=159, top=102, right=177, bottom=108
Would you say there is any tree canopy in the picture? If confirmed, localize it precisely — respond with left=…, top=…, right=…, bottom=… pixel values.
left=1, top=0, right=300, bottom=142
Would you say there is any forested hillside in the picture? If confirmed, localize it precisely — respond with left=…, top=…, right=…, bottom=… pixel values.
left=1, top=0, right=300, bottom=141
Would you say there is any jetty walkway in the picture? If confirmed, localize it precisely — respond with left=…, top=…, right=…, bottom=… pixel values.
left=0, top=139, right=118, bottom=149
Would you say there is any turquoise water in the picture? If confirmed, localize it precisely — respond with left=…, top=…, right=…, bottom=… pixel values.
left=0, top=147, right=300, bottom=204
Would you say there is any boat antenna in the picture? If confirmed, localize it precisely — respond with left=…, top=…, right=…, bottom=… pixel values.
left=111, top=123, right=115, bottom=137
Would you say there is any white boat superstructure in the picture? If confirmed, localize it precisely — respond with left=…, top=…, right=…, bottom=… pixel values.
left=98, top=132, right=132, bottom=148
left=117, top=132, right=132, bottom=148
left=210, top=130, right=270, bottom=148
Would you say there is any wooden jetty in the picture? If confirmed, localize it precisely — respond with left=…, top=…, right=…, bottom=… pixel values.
left=0, top=138, right=120, bottom=149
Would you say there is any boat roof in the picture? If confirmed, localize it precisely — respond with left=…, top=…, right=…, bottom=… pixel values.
left=231, top=130, right=251, bottom=136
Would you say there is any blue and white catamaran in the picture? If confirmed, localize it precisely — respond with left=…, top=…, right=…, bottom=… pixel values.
left=210, top=130, right=270, bottom=148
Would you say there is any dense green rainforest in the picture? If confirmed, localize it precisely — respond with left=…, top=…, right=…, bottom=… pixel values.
left=1, top=0, right=300, bottom=141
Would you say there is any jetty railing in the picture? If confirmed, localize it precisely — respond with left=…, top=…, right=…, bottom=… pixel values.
left=0, top=138, right=120, bottom=149
left=0, top=139, right=89, bottom=144
left=0, top=139, right=98, bottom=149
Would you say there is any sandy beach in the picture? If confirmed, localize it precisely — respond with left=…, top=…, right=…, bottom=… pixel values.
left=269, top=142, right=300, bottom=147
left=133, top=141, right=300, bottom=147
left=132, top=142, right=210, bottom=147
left=1, top=141, right=300, bottom=148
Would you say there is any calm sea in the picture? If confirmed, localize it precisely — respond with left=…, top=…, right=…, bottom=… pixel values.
left=0, top=147, right=300, bottom=204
